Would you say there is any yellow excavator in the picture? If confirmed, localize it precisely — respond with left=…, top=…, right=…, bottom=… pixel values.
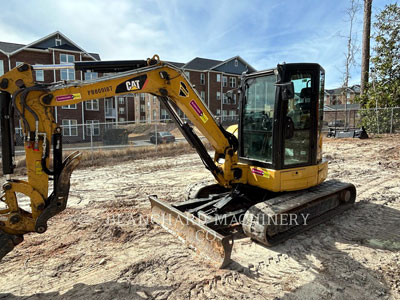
left=0, top=55, right=356, bottom=267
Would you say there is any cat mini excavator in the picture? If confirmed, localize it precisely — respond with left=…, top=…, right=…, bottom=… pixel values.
left=0, top=56, right=356, bottom=267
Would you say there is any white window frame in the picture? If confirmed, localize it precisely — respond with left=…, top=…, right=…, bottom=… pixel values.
left=200, top=91, right=205, bottom=100
left=153, top=109, right=157, bottom=120
left=184, top=71, right=190, bottom=80
left=60, top=54, right=75, bottom=80
left=216, top=109, right=221, bottom=116
left=223, top=76, right=227, bottom=87
left=216, top=74, right=221, bottom=82
left=216, top=91, right=221, bottom=101
left=119, top=107, right=125, bottom=114
left=16, top=61, right=23, bottom=68
left=200, top=73, right=205, bottom=85
left=119, top=117, right=125, bottom=122
left=84, top=71, right=98, bottom=80
left=85, top=99, right=99, bottom=111
left=62, top=119, right=78, bottom=136
left=55, top=38, right=62, bottom=46
left=229, top=77, right=236, bottom=88
left=35, top=70, right=44, bottom=82
left=62, top=104, right=77, bottom=109
left=0, top=60, right=4, bottom=76
left=223, top=93, right=229, bottom=104
left=234, top=59, right=239, bottom=67
left=119, top=97, right=125, bottom=105
left=153, top=96, right=157, bottom=104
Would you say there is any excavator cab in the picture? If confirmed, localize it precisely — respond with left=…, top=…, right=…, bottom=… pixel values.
left=239, top=63, right=323, bottom=171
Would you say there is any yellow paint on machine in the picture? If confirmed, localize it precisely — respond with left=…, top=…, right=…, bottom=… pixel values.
left=35, top=161, right=43, bottom=175
left=244, top=161, right=328, bottom=192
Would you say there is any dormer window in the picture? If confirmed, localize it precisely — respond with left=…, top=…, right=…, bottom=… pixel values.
left=55, top=38, right=62, bottom=46
left=234, top=59, right=238, bottom=67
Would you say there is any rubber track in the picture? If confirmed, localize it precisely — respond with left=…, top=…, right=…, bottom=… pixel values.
left=242, top=180, right=356, bottom=246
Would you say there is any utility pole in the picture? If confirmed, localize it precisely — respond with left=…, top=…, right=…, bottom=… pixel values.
left=360, top=0, right=373, bottom=96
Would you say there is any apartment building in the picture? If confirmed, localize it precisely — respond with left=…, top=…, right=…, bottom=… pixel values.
left=181, top=57, right=256, bottom=120
left=0, top=31, right=135, bottom=142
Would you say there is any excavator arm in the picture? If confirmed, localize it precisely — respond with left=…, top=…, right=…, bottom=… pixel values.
left=0, top=56, right=237, bottom=260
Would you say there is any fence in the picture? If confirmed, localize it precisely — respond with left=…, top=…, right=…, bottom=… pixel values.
left=13, top=116, right=240, bottom=156
left=323, top=106, right=400, bottom=134
left=11, top=107, right=400, bottom=156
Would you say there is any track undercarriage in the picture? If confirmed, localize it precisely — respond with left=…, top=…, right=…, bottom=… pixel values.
left=150, top=179, right=356, bottom=268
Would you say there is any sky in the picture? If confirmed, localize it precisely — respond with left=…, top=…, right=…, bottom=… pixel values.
left=0, top=0, right=392, bottom=88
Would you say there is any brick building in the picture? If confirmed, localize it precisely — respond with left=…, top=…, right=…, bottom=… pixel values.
left=0, top=31, right=135, bottom=142
left=0, top=32, right=257, bottom=142
left=324, top=85, right=361, bottom=106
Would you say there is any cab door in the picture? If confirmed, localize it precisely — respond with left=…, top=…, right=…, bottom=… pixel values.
left=281, top=66, right=319, bottom=169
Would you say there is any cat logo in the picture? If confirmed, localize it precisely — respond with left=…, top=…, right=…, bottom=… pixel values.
left=126, top=80, right=141, bottom=91
left=116, top=75, right=148, bottom=93
left=179, top=82, right=189, bottom=97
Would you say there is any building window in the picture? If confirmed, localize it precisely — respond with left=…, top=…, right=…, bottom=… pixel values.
left=184, top=71, right=190, bottom=80
left=62, top=119, right=78, bottom=136
left=119, top=97, right=125, bottom=105
left=119, top=107, right=125, bottom=114
left=140, top=93, right=145, bottom=101
left=216, top=91, right=221, bottom=101
left=153, top=96, right=157, bottom=104
left=233, top=94, right=237, bottom=104
left=153, top=110, right=156, bottom=120
left=16, top=61, right=23, bottom=67
left=85, top=99, right=99, bottom=111
left=200, top=91, right=205, bottom=100
left=119, top=117, right=125, bottom=122
left=223, top=93, right=229, bottom=104
left=0, top=60, right=3, bottom=76
left=200, top=73, right=205, bottom=85
left=140, top=104, right=145, bottom=113
left=216, top=109, right=221, bottom=116
left=62, top=104, right=77, bottom=109
left=223, top=76, right=227, bottom=87
left=234, top=59, right=239, bottom=67
left=216, top=74, right=221, bottom=82
left=86, top=120, right=100, bottom=136
left=161, top=108, right=168, bottom=120
left=84, top=71, right=98, bottom=80
left=60, top=54, right=75, bottom=80
left=230, top=110, right=236, bottom=119
left=55, top=38, right=62, bottom=46
left=229, top=77, right=236, bottom=88
left=35, top=70, right=44, bottom=81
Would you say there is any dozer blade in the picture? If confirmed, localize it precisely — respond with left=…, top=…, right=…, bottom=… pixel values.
left=242, top=180, right=356, bottom=246
left=149, top=195, right=233, bottom=268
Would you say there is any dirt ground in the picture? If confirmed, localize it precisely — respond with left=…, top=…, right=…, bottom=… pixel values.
left=0, top=135, right=399, bottom=300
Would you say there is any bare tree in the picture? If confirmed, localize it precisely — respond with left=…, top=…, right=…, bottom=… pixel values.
left=341, top=0, right=361, bottom=127
left=342, top=0, right=361, bottom=90
left=360, top=0, right=373, bottom=96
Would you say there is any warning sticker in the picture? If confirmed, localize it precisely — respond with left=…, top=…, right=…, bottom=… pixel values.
left=56, top=93, right=82, bottom=102
left=179, top=82, right=189, bottom=97
left=251, top=168, right=270, bottom=178
left=190, top=100, right=208, bottom=123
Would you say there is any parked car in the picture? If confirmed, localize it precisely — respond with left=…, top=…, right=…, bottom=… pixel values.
left=149, top=131, right=175, bottom=144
